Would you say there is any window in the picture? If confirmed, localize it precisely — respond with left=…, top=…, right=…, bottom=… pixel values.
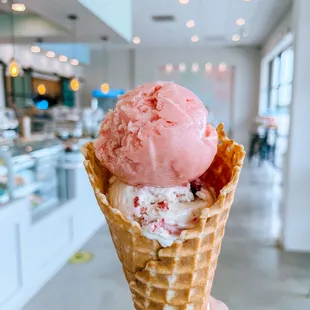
left=268, top=47, right=294, bottom=111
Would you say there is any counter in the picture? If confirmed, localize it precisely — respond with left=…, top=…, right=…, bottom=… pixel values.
left=0, top=146, right=104, bottom=310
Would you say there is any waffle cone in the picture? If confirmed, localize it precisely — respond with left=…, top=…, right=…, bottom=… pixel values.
left=82, top=124, right=245, bottom=310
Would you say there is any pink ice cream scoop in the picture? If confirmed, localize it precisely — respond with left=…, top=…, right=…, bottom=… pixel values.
left=94, top=81, right=218, bottom=187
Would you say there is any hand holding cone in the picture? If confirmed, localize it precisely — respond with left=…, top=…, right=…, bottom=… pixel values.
left=208, top=297, right=228, bottom=310
left=82, top=124, right=244, bottom=310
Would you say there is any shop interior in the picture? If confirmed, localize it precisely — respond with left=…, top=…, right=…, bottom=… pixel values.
left=0, top=0, right=310, bottom=310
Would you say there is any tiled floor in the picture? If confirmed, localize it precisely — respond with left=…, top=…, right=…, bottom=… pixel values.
left=24, top=164, right=310, bottom=310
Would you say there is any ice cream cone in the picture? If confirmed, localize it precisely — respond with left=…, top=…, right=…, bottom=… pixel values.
left=82, top=124, right=245, bottom=310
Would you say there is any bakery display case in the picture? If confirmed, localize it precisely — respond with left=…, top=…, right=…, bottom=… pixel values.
left=0, top=155, right=10, bottom=204
left=29, top=145, right=66, bottom=221
left=0, top=141, right=66, bottom=221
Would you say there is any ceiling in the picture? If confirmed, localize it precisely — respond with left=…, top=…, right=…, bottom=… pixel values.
left=0, top=0, right=292, bottom=48
left=0, top=0, right=128, bottom=44
left=131, top=0, right=292, bottom=47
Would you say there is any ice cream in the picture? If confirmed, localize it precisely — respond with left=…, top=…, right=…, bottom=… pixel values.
left=83, top=114, right=245, bottom=310
left=94, top=81, right=218, bottom=246
left=94, top=81, right=218, bottom=188
left=107, top=176, right=215, bottom=247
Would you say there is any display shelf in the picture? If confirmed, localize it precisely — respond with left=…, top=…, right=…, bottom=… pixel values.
left=38, top=179, right=58, bottom=192
left=0, top=192, right=10, bottom=204
left=0, top=165, right=8, bottom=175
left=12, top=183, right=41, bottom=199
left=0, top=152, right=104, bottom=310
left=12, top=159, right=35, bottom=172
left=31, top=197, right=59, bottom=222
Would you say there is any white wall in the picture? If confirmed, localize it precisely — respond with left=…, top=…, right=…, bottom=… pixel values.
left=84, top=46, right=260, bottom=147
left=82, top=49, right=132, bottom=106
left=134, top=47, right=261, bottom=147
left=283, top=0, right=310, bottom=252
left=262, top=10, right=293, bottom=57
left=84, top=49, right=133, bottom=90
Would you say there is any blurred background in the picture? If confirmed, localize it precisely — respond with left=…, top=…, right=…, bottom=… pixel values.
left=0, top=0, right=309, bottom=309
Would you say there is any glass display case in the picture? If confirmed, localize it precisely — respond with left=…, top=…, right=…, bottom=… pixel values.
left=29, top=146, right=66, bottom=221
left=11, top=154, right=37, bottom=200
left=0, top=154, right=10, bottom=204
left=0, top=142, right=68, bottom=222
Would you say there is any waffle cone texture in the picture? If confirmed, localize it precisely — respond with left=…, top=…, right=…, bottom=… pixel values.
left=82, top=124, right=245, bottom=310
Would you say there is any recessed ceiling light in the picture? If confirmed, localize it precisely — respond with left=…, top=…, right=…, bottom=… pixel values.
left=179, top=63, right=186, bottom=72
left=236, top=18, right=246, bottom=26
left=244, top=0, right=251, bottom=2
left=179, top=0, right=189, bottom=4
left=1, top=0, right=8, bottom=4
left=192, top=63, right=199, bottom=72
left=191, top=35, right=199, bottom=43
left=132, top=36, right=141, bottom=44
left=165, top=63, right=173, bottom=73
left=59, top=55, right=68, bottom=62
left=219, top=63, right=227, bottom=72
left=46, top=51, right=55, bottom=58
left=186, top=20, right=195, bottom=28
left=70, top=59, right=79, bottom=66
left=12, top=3, right=26, bottom=12
left=30, top=46, right=41, bottom=53
left=205, top=63, right=212, bottom=72
left=232, top=34, right=241, bottom=42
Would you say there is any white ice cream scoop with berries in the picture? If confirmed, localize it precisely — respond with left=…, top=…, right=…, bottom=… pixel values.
left=108, top=177, right=215, bottom=247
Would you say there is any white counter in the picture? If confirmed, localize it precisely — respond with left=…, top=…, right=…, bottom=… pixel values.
left=0, top=163, right=104, bottom=310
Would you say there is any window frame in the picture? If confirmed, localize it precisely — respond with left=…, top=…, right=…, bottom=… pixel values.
left=267, top=46, right=294, bottom=111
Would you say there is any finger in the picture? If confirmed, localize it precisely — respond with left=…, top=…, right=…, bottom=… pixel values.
left=209, top=296, right=229, bottom=310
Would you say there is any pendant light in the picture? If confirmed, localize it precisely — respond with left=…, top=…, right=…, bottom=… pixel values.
left=37, top=84, right=46, bottom=95
left=68, top=14, right=80, bottom=92
left=100, top=36, right=110, bottom=94
left=6, top=0, right=23, bottom=77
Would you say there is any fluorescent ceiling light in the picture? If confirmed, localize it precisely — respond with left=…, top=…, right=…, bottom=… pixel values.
left=186, top=20, right=195, bottom=28
left=191, top=35, right=199, bottom=43
left=232, top=34, right=241, bottom=42
left=179, top=63, right=186, bottom=72
left=205, top=63, right=212, bottom=72
left=219, top=63, right=227, bottom=72
left=132, top=36, right=141, bottom=44
left=236, top=18, right=246, bottom=26
left=70, top=59, right=79, bottom=66
left=30, top=46, right=41, bottom=53
left=59, top=55, right=68, bottom=62
left=165, top=63, right=173, bottom=73
left=46, top=51, right=55, bottom=58
left=12, top=3, right=26, bottom=12
left=192, top=63, right=199, bottom=72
